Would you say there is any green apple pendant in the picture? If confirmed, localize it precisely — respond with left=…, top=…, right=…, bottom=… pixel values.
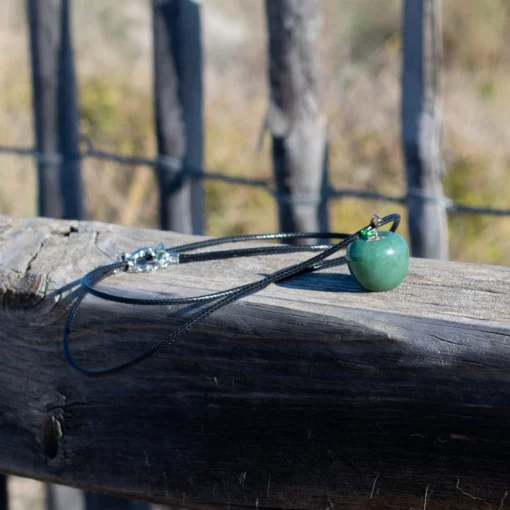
left=346, top=227, right=409, bottom=292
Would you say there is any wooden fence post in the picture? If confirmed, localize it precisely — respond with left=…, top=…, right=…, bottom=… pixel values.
left=46, top=485, right=84, bottom=510
left=27, top=0, right=84, bottom=220
left=152, top=0, right=204, bottom=235
left=265, top=0, right=329, bottom=237
left=0, top=476, right=6, bottom=510
left=401, top=0, right=448, bottom=259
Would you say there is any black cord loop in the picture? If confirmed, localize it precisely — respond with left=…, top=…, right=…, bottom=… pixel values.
left=64, top=213, right=401, bottom=376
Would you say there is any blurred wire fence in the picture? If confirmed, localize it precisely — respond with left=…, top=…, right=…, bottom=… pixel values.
left=1, top=139, right=510, bottom=217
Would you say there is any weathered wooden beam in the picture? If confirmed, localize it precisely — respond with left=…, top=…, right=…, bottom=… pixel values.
left=152, top=0, right=204, bottom=235
left=401, top=0, right=448, bottom=258
left=27, top=0, right=84, bottom=220
left=1, top=215, right=510, bottom=509
left=265, top=0, right=329, bottom=237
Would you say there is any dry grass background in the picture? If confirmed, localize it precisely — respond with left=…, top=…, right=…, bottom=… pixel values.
left=1, top=2, right=510, bottom=506
left=1, top=0, right=510, bottom=264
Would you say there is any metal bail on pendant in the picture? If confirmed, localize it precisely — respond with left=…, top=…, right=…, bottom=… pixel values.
left=360, top=214, right=383, bottom=240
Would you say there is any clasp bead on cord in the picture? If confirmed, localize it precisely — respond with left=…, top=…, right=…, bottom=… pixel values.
left=118, top=244, right=180, bottom=273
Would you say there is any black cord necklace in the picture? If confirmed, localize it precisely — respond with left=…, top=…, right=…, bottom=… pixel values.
left=64, top=213, right=403, bottom=377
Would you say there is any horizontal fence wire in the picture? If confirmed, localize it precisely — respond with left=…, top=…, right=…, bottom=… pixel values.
left=1, top=140, right=510, bottom=217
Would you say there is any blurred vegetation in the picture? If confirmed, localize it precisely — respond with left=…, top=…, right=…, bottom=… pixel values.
left=0, top=0, right=509, bottom=264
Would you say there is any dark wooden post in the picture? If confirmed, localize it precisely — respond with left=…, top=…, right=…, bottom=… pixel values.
left=47, top=487, right=152, bottom=510
left=265, top=0, right=329, bottom=237
left=0, top=476, right=7, bottom=510
left=46, top=486, right=151, bottom=509
left=46, top=485, right=84, bottom=510
left=401, top=0, right=448, bottom=258
left=153, top=0, right=204, bottom=234
left=27, top=0, right=84, bottom=220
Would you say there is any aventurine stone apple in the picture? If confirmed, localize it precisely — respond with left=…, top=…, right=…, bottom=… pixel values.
left=346, top=228, right=409, bottom=292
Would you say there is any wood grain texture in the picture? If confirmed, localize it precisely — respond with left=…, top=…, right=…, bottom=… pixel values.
left=1, top=215, right=510, bottom=509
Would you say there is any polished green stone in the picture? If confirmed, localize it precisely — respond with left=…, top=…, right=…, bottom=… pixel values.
left=346, top=230, right=409, bottom=292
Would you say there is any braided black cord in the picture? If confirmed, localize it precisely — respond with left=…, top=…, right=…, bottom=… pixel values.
left=81, top=235, right=350, bottom=304
left=64, top=214, right=400, bottom=376
left=170, top=231, right=342, bottom=252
